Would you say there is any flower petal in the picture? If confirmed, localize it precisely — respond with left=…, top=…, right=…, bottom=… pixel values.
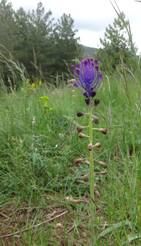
left=71, top=58, right=102, bottom=99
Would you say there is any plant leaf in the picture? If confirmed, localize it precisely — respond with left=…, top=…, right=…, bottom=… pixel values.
left=98, top=220, right=132, bottom=239
left=127, top=233, right=141, bottom=243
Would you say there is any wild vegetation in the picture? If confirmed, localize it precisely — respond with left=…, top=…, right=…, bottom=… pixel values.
left=1, top=0, right=141, bottom=245
left=0, top=0, right=80, bottom=88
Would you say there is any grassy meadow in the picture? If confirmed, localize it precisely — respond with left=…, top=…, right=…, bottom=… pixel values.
left=1, top=73, right=141, bottom=245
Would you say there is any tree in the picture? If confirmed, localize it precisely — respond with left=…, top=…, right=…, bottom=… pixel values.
left=97, top=12, right=136, bottom=72
left=0, top=1, right=81, bottom=87
left=14, top=4, right=80, bottom=79
left=52, top=14, right=81, bottom=75
left=14, top=2, right=54, bottom=79
left=0, top=0, right=16, bottom=53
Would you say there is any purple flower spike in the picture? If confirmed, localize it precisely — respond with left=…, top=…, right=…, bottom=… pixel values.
left=71, top=58, right=102, bottom=100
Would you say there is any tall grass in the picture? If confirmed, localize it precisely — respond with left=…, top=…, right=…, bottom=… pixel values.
left=0, top=47, right=26, bottom=92
left=0, top=72, right=141, bottom=244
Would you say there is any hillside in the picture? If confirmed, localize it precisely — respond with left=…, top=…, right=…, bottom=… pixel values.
left=80, top=44, right=98, bottom=57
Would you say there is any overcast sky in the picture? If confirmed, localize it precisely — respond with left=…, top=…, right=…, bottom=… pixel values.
left=10, top=0, right=141, bottom=52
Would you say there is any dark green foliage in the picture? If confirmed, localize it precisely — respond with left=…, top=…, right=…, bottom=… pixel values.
left=0, top=1, right=80, bottom=87
left=0, top=0, right=16, bottom=53
left=50, top=14, right=80, bottom=75
left=97, top=12, right=137, bottom=73
left=14, top=2, right=54, bottom=80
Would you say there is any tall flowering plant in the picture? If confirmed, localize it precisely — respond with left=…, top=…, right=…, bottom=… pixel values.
left=71, top=58, right=106, bottom=241
left=71, top=58, right=102, bottom=105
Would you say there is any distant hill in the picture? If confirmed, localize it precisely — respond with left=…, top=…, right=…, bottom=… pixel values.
left=80, top=45, right=98, bottom=57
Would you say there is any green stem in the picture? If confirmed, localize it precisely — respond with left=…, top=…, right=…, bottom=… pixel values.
left=89, top=106, right=94, bottom=202
left=88, top=105, right=95, bottom=244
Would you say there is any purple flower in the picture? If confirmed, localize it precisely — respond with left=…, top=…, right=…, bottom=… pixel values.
left=71, top=58, right=102, bottom=99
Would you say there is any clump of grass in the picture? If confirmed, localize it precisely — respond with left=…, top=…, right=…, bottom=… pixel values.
left=0, top=47, right=26, bottom=92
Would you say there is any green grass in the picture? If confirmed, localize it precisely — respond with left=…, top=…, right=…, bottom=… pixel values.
left=1, top=75, right=141, bottom=245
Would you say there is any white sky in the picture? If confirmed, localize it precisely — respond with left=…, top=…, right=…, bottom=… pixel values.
left=10, top=0, right=141, bottom=52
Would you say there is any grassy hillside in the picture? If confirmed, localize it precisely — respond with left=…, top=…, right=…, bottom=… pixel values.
left=0, top=74, right=141, bottom=245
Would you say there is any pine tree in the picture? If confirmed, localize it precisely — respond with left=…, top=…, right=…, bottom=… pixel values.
left=97, top=12, right=136, bottom=72
left=52, top=13, right=80, bottom=75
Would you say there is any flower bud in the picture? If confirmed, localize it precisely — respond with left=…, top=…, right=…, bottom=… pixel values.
left=85, top=98, right=90, bottom=105
left=81, top=174, right=89, bottom=182
left=88, top=143, right=94, bottom=151
left=94, top=142, right=101, bottom=148
left=91, top=91, right=96, bottom=97
left=84, top=160, right=90, bottom=165
left=99, top=128, right=108, bottom=134
left=94, top=99, right=100, bottom=106
left=77, top=126, right=84, bottom=133
left=93, top=115, right=99, bottom=124
left=77, top=112, right=84, bottom=117
left=78, top=132, right=89, bottom=138
left=73, top=158, right=85, bottom=165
